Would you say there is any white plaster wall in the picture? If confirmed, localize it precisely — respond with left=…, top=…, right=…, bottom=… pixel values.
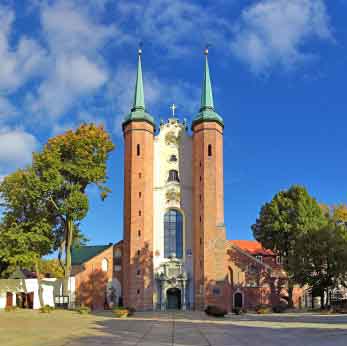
left=153, top=118, right=193, bottom=306
left=0, top=277, right=75, bottom=309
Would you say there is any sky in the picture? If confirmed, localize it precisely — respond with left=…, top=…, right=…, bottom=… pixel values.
left=0, top=0, right=346, bottom=245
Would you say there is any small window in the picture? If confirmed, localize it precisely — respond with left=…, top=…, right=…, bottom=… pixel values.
left=139, top=210, right=141, bottom=216
left=255, top=255, right=263, bottom=262
left=200, top=176, right=202, bottom=182
left=137, top=289, right=140, bottom=295
left=169, top=154, right=177, bottom=162
left=114, top=249, right=122, bottom=266
left=137, top=144, right=140, bottom=156
left=138, top=230, right=141, bottom=237
left=136, top=269, right=141, bottom=276
left=139, top=192, right=142, bottom=198
left=200, top=216, right=202, bottom=223
left=213, top=287, right=220, bottom=296
left=101, top=258, right=108, bottom=272
left=138, top=172, right=142, bottom=178
left=167, top=169, right=180, bottom=182
left=208, top=144, right=212, bottom=157
left=137, top=249, right=141, bottom=256
left=276, top=256, right=283, bottom=265
left=199, top=194, right=202, bottom=201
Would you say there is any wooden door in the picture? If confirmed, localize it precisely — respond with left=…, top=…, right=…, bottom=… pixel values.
left=6, top=292, right=13, bottom=307
left=26, top=292, right=34, bottom=309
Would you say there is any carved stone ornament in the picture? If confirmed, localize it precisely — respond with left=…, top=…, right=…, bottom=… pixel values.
left=166, top=188, right=180, bottom=202
left=165, top=131, right=181, bottom=146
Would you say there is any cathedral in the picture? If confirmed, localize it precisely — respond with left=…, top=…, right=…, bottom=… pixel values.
left=71, top=49, right=305, bottom=311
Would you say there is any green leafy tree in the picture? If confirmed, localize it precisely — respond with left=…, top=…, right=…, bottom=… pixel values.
left=252, top=185, right=326, bottom=307
left=32, top=124, right=114, bottom=294
left=38, top=259, right=65, bottom=278
left=0, top=168, right=55, bottom=305
left=294, top=221, right=347, bottom=308
left=0, top=124, right=114, bottom=297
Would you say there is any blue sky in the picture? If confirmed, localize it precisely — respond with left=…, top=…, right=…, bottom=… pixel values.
left=0, top=0, right=346, bottom=244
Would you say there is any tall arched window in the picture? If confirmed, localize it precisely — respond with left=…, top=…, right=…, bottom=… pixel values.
left=164, top=209, right=183, bottom=258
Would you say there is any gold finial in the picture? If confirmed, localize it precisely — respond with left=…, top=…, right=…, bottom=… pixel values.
left=138, top=42, right=143, bottom=56
left=204, top=44, right=210, bottom=56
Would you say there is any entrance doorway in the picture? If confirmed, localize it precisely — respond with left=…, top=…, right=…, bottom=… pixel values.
left=167, top=288, right=181, bottom=310
left=6, top=292, right=13, bottom=307
left=234, top=292, right=243, bottom=308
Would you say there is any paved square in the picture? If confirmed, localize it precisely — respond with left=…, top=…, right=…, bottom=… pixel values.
left=1, top=310, right=347, bottom=346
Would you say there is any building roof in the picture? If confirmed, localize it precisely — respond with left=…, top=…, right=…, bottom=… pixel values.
left=229, top=240, right=275, bottom=256
left=71, top=244, right=112, bottom=265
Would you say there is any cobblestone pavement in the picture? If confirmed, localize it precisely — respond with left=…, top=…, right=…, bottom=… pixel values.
left=1, top=310, right=347, bottom=346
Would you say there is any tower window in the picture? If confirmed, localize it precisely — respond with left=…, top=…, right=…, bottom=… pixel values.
left=169, top=154, right=177, bottom=162
left=137, top=144, right=140, bottom=156
left=208, top=144, right=212, bottom=157
left=137, top=249, right=141, bottom=256
left=139, top=192, right=142, bottom=198
left=137, top=289, right=140, bottom=295
left=136, top=269, right=141, bottom=276
left=138, top=172, right=142, bottom=178
left=167, top=169, right=180, bottom=182
left=139, top=210, right=141, bottom=216
left=164, top=209, right=183, bottom=258
left=138, top=230, right=141, bottom=237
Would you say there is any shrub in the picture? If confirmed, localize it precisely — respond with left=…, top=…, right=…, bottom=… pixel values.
left=272, top=302, right=288, bottom=313
left=113, top=307, right=131, bottom=318
left=204, top=305, right=227, bottom=317
left=5, top=306, right=19, bottom=312
left=76, top=305, right=91, bottom=314
left=255, top=304, right=271, bottom=314
left=40, top=305, right=55, bottom=313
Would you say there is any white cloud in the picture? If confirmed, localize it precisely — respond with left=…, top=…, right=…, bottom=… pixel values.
left=0, top=129, right=39, bottom=176
left=0, top=96, right=18, bottom=120
left=0, top=5, right=47, bottom=92
left=231, top=0, right=333, bottom=73
left=117, top=0, right=228, bottom=56
left=26, top=0, right=120, bottom=120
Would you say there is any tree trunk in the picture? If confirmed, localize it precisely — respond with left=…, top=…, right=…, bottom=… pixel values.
left=63, top=218, right=73, bottom=297
left=320, top=290, right=325, bottom=309
left=287, top=280, right=294, bottom=308
left=34, top=260, right=45, bottom=308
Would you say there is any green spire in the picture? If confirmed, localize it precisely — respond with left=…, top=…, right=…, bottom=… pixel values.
left=132, top=51, right=145, bottom=111
left=200, top=51, right=214, bottom=110
left=192, top=48, right=224, bottom=129
left=123, top=48, right=155, bottom=129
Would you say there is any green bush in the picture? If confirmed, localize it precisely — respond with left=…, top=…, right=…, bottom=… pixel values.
left=112, top=307, right=130, bottom=318
left=255, top=304, right=271, bottom=314
left=5, top=306, right=19, bottom=312
left=39, top=305, right=55, bottom=313
left=205, top=305, right=227, bottom=317
left=76, top=305, right=91, bottom=314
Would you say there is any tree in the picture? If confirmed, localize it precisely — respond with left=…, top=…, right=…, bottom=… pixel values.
left=252, top=185, right=326, bottom=307
left=294, top=221, right=347, bottom=308
left=0, top=168, right=55, bottom=305
left=0, top=124, right=114, bottom=298
left=38, top=259, right=64, bottom=278
left=32, top=124, right=114, bottom=294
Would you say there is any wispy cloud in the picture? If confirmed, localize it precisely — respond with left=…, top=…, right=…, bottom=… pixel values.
left=230, top=0, right=333, bottom=74
left=0, top=128, right=39, bottom=176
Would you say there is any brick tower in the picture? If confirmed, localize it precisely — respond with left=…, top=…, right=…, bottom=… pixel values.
left=192, top=48, right=226, bottom=309
left=122, top=49, right=155, bottom=310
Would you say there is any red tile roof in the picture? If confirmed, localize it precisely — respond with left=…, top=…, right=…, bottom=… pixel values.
left=230, top=240, right=274, bottom=256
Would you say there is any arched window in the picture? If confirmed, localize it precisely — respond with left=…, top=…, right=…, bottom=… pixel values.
left=167, top=170, right=180, bottom=182
left=101, top=258, right=108, bottom=272
left=164, top=209, right=183, bottom=258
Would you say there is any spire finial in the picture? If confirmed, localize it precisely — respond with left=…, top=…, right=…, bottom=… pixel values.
left=204, top=44, right=209, bottom=56
left=170, top=103, right=176, bottom=117
left=138, top=41, right=143, bottom=56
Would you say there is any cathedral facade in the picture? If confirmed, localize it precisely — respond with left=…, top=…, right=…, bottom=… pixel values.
left=71, top=50, right=305, bottom=312
left=122, top=48, right=227, bottom=311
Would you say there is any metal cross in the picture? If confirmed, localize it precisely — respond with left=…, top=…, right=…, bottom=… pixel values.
left=170, top=104, right=176, bottom=117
